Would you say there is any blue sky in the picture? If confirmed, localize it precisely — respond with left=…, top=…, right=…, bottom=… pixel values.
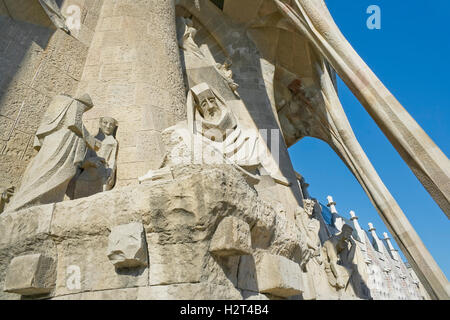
left=288, top=1, right=450, bottom=278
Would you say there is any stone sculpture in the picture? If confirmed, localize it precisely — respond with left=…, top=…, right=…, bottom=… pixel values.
left=140, top=82, right=289, bottom=186
left=0, top=187, right=14, bottom=214
left=6, top=94, right=101, bottom=212
left=322, top=224, right=356, bottom=292
left=177, top=16, right=204, bottom=58
left=216, top=59, right=239, bottom=96
left=71, top=117, right=118, bottom=199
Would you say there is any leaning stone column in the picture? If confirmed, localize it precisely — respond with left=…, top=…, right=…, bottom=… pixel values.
left=78, top=0, right=186, bottom=185
left=275, top=0, right=450, bottom=219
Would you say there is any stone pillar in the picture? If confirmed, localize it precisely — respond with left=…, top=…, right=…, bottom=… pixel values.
left=349, top=210, right=365, bottom=243
left=78, top=0, right=186, bottom=186
left=326, top=195, right=344, bottom=231
left=383, top=232, right=401, bottom=262
left=368, top=223, right=385, bottom=255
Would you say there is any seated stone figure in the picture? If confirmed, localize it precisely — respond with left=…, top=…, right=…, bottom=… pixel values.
left=6, top=94, right=100, bottom=212
left=322, top=224, right=357, bottom=291
left=139, top=82, right=288, bottom=185
left=71, top=117, right=118, bottom=199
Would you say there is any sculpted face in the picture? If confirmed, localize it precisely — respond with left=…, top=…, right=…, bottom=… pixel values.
left=198, top=90, right=222, bottom=122
left=100, top=117, right=117, bottom=136
left=341, top=225, right=353, bottom=240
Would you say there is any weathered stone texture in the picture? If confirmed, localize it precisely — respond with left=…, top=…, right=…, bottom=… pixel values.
left=107, top=222, right=148, bottom=268
left=4, top=253, right=56, bottom=295
left=209, top=216, right=252, bottom=257
left=0, top=165, right=307, bottom=300
left=78, top=0, right=187, bottom=184
left=0, top=3, right=102, bottom=189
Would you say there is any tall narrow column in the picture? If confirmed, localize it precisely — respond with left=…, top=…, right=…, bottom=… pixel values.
left=78, top=0, right=186, bottom=186
left=368, top=223, right=385, bottom=254
left=327, top=195, right=344, bottom=231
left=383, top=232, right=401, bottom=262
left=349, top=210, right=365, bottom=243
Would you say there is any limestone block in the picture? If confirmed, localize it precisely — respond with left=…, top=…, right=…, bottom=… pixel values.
left=148, top=238, right=205, bottom=286
left=209, top=216, right=252, bottom=257
left=256, top=253, right=303, bottom=298
left=4, top=253, right=55, bottom=295
left=107, top=222, right=148, bottom=268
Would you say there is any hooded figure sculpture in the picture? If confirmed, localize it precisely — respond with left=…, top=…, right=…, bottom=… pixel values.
left=139, top=82, right=289, bottom=186
left=7, top=94, right=100, bottom=212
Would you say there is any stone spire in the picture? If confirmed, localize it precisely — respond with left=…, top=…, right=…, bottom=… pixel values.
left=349, top=210, right=365, bottom=243
left=327, top=196, right=344, bottom=231
left=383, top=232, right=400, bottom=261
left=368, top=222, right=385, bottom=255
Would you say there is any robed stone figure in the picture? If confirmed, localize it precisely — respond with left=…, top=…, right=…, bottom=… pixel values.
left=7, top=94, right=100, bottom=212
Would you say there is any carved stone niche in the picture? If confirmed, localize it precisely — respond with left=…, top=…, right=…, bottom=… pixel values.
left=107, top=222, right=148, bottom=269
left=209, top=216, right=252, bottom=257
left=256, top=253, right=303, bottom=298
left=4, top=253, right=56, bottom=296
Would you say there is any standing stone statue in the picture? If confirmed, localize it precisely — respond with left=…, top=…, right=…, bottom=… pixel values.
left=71, top=117, right=118, bottom=199
left=6, top=94, right=100, bottom=212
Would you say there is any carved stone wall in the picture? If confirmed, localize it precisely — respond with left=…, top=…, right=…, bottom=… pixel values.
left=0, top=0, right=104, bottom=189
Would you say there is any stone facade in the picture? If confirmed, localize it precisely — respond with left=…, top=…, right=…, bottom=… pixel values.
left=0, top=0, right=448, bottom=300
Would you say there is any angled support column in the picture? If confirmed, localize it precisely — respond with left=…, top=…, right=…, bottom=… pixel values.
left=274, top=0, right=450, bottom=300
left=274, top=0, right=450, bottom=219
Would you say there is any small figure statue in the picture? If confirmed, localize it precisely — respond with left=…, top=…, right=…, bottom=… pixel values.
left=7, top=94, right=100, bottom=212
left=0, top=186, right=15, bottom=214
left=322, top=224, right=356, bottom=291
left=71, top=117, right=118, bottom=199
left=216, top=59, right=239, bottom=96
left=177, top=16, right=204, bottom=58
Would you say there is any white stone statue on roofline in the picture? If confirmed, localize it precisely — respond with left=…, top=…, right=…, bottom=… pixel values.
left=139, top=82, right=289, bottom=186
left=69, top=117, right=119, bottom=199
left=6, top=94, right=101, bottom=212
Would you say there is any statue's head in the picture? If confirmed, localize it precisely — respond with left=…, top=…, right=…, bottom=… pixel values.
left=341, top=224, right=354, bottom=240
left=99, top=117, right=118, bottom=136
left=192, top=83, right=222, bottom=122
left=223, top=59, right=232, bottom=69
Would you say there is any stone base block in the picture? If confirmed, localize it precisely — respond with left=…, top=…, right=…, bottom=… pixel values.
left=256, top=253, right=303, bottom=298
left=4, top=253, right=55, bottom=296
left=209, top=216, right=252, bottom=257
left=107, top=222, right=148, bottom=268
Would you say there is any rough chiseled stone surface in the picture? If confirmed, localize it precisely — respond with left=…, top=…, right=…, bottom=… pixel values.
left=209, top=216, right=252, bottom=257
left=0, top=165, right=309, bottom=300
left=4, top=253, right=56, bottom=296
left=107, top=222, right=148, bottom=268
left=256, top=253, right=303, bottom=298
